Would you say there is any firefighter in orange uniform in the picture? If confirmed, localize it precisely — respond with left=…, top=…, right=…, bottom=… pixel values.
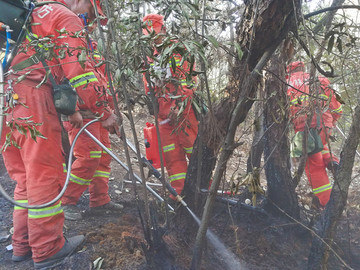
left=142, top=14, right=199, bottom=199
left=61, top=2, right=124, bottom=221
left=287, top=61, right=343, bottom=206
left=1, top=0, right=118, bottom=268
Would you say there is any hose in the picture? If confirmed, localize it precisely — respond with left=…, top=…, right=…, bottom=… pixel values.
left=0, top=116, right=174, bottom=211
left=83, top=127, right=174, bottom=211
left=0, top=119, right=98, bottom=209
left=0, top=61, right=4, bottom=143
left=2, top=28, right=11, bottom=69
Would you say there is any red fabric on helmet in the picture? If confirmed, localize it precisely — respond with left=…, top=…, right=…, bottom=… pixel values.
left=143, top=14, right=164, bottom=35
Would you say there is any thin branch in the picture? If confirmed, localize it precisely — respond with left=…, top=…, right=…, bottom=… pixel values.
left=304, top=5, right=360, bottom=19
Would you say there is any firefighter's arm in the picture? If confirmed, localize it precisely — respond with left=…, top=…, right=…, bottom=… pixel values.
left=327, top=88, right=343, bottom=124
left=53, top=10, right=111, bottom=121
left=101, top=112, right=121, bottom=135
left=67, top=111, right=83, bottom=128
left=173, top=54, right=197, bottom=101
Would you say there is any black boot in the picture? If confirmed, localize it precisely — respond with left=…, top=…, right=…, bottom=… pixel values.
left=34, top=235, right=85, bottom=269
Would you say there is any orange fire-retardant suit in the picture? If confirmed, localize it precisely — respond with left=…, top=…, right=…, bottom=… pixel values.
left=61, top=38, right=115, bottom=208
left=142, top=14, right=198, bottom=197
left=2, top=1, right=111, bottom=263
left=287, top=61, right=343, bottom=206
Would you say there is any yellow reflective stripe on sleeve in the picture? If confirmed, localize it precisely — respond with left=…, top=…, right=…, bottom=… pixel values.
left=169, top=58, right=181, bottom=66
left=70, top=173, right=92, bottom=186
left=321, top=150, right=330, bottom=155
left=69, top=72, right=98, bottom=88
left=319, top=94, right=329, bottom=100
left=14, top=200, right=28, bottom=210
left=163, top=144, right=175, bottom=153
left=169, top=173, right=186, bottom=183
left=63, top=163, right=67, bottom=173
left=28, top=202, right=63, bottom=219
left=290, top=95, right=309, bottom=106
left=93, top=170, right=110, bottom=178
left=184, top=147, right=193, bottom=154
left=313, top=183, right=332, bottom=194
left=90, top=151, right=102, bottom=158
left=332, top=105, right=343, bottom=114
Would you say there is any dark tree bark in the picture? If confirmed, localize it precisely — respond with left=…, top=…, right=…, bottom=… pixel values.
left=307, top=104, right=360, bottom=270
left=263, top=52, right=300, bottom=218
left=181, top=1, right=302, bottom=269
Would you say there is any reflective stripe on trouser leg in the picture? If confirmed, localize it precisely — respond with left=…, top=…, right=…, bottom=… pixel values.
left=28, top=202, right=63, bottom=219
left=2, top=83, right=66, bottom=262
left=313, top=183, right=332, bottom=195
left=159, top=122, right=189, bottom=196
left=169, top=172, right=187, bottom=195
left=89, top=127, right=112, bottom=208
left=305, top=151, right=332, bottom=206
left=61, top=120, right=103, bottom=205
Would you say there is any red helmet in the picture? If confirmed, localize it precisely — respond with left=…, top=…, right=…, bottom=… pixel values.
left=318, top=76, right=330, bottom=88
left=286, top=61, right=305, bottom=73
left=90, top=0, right=107, bottom=25
left=142, top=14, right=164, bottom=35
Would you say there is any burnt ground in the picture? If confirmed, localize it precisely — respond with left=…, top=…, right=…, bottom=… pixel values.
left=1, top=108, right=360, bottom=270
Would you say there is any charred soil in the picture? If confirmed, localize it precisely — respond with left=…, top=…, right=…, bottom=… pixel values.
left=1, top=110, right=360, bottom=270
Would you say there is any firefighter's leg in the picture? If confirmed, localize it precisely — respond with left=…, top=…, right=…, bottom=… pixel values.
left=61, top=121, right=102, bottom=206
left=160, top=123, right=187, bottom=197
left=2, top=145, right=30, bottom=257
left=305, top=152, right=332, bottom=206
left=4, top=85, right=66, bottom=262
left=88, top=127, right=111, bottom=208
left=180, top=111, right=198, bottom=160
left=320, top=128, right=339, bottom=167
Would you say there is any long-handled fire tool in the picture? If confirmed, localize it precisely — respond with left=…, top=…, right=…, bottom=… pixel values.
left=82, top=126, right=175, bottom=211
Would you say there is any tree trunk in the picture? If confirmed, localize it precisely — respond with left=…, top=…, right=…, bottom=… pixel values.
left=185, top=1, right=301, bottom=268
left=246, top=90, right=264, bottom=174
left=263, top=52, right=300, bottom=218
left=307, top=103, right=360, bottom=270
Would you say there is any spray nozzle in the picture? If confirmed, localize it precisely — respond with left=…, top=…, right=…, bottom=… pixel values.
left=175, top=195, right=188, bottom=207
left=0, top=22, right=12, bottom=32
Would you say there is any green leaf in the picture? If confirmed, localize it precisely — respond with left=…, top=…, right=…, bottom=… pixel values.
left=114, top=69, right=121, bottom=85
left=29, top=127, right=37, bottom=142
left=207, top=35, right=219, bottom=48
left=327, top=35, right=335, bottom=53
left=111, top=42, right=117, bottom=55
left=11, top=139, right=21, bottom=149
left=171, top=57, right=177, bottom=72
left=97, top=39, right=104, bottom=54
left=336, top=37, right=342, bottom=53
left=234, top=42, right=243, bottom=60
left=192, top=99, right=202, bottom=115
left=78, top=50, right=87, bottom=69
left=15, top=124, right=27, bottom=136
